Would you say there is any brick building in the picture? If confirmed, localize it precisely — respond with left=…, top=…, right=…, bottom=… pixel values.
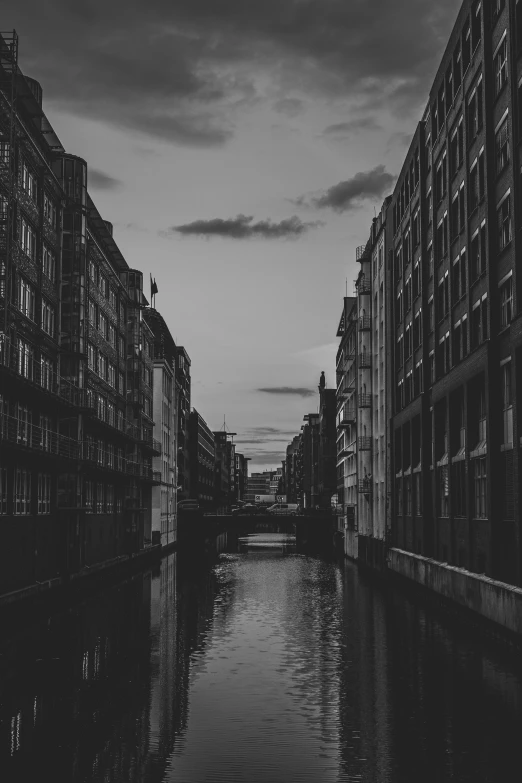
left=390, top=0, right=522, bottom=585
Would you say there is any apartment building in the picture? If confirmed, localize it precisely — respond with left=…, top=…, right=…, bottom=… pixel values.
left=176, top=346, right=191, bottom=502
left=189, top=408, right=216, bottom=509
left=390, top=0, right=522, bottom=586
left=336, top=296, right=358, bottom=557
left=0, top=32, right=162, bottom=599
left=143, top=307, right=177, bottom=549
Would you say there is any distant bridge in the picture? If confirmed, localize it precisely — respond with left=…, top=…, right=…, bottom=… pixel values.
left=177, top=513, right=337, bottom=556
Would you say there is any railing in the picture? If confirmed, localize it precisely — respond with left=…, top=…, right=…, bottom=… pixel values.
left=338, top=409, right=356, bottom=427
left=152, top=470, right=162, bottom=484
left=0, top=413, right=80, bottom=458
left=355, top=245, right=366, bottom=261
left=356, top=276, right=371, bottom=294
left=358, top=437, right=372, bottom=451
left=358, top=479, right=371, bottom=494
left=358, top=316, right=371, bottom=331
left=358, top=353, right=371, bottom=368
left=358, top=393, right=372, bottom=408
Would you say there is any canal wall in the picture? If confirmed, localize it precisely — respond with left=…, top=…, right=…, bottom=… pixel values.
left=388, top=548, right=522, bottom=638
left=0, top=545, right=162, bottom=610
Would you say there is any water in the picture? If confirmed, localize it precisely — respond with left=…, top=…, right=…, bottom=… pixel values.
left=1, top=532, right=522, bottom=782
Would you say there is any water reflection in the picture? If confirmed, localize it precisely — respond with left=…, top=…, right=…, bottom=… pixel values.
left=0, top=536, right=521, bottom=782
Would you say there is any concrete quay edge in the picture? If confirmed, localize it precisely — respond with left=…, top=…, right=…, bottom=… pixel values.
left=388, top=547, right=522, bottom=639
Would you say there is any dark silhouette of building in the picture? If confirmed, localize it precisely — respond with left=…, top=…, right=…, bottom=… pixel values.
left=318, top=372, right=337, bottom=510
left=176, top=347, right=191, bottom=502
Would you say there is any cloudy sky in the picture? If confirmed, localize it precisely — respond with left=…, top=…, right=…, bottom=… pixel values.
left=6, top=0, right=459, bottom=472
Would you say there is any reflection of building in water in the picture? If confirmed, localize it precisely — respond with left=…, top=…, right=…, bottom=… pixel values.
left=337, top=562, right=392, bottom=782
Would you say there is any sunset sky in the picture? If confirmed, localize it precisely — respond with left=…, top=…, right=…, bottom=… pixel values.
left=5, top=0, right=460, bottom=472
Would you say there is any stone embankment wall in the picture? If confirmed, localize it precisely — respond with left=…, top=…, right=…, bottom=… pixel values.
left=388, top=548, right=522, bottom=637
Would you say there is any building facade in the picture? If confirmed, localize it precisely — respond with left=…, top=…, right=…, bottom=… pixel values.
left=389, top=0, right=522, bottom=586
left=176, top=346, right=191, bottom=502
left=318, top=372, right=337, bottom=510
left=143, top=307, right=177, bottom=550
left=189, top=408, right=216, bottom=509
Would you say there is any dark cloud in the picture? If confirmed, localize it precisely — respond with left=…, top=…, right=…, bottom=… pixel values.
left=294, top=165, right=395, bottom=213
left=5, top=0, right=459, bottom=145
left=235, top=437, right=291, bottom=445
left=273, top=97, right=305, bottom=117
left=257, top=387, right=316, bottom=398
left=322, top=117, right=382, bottom=136
left=168, top=214, right=323, bottom=239
left=248, top=427, right=297, bottom=435
left=88, top=169, right=123, bottom=190
left=246, top=450, right=286, bottom=466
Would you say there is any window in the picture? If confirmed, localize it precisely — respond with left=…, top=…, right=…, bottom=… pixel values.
left=96, top=483, right=105, bottom=514
left=41, top=299, right=55, bottom=336
left=427, top=243, right=434, bottom=279
left=404, top=276, right=412, bottom=313
left=494, top=35, right=508, bottom=96
left=426, top=188, right=433, bottom=223
left=454, top=42, right=462, bottom=93
left=471, top=222, right=486, bottom=281
left=20, top=217, right=37, bottom=260
left=396, top=290, right=403, bottom=324
left=472, top=296, right=488, bottom=348
left=37, top=474, right=51, bottom=515
left=413, top=309, right=422, bottom=348
left=414, top=360, right=423, bottom=397
left=17, top=338, right=33, bottom=380
left=437, top=272, right=449, bottom=319
left=450, top=119, right=464, bottom=177
left=499, top=275, right=513, bottom=327
left=108, top=322, right=116, bottom=348
left=40, top=356, right=54, bottom=391
left=16, top=403, right=32, bottom=445
left=450, top=193, right=459, bottom=241
left=438, top=332, right=450, bottom=376
left=463, top=20, right=471, bottom=72
left=88, top=342, right=96, bottom=371
left=405, top=323, right=412, bottom=359
left=438, top=466, right=449, bottom=516
left=18, top=277, right=35, bottom=320
left=98, top=353, right=107, bottom=380
left=435, top=153, right=447, bottom=202
left=452, top=461, right=467, bottom=517
left=43, top=194, right=57, bottom=229
left=453, top=317, right=468, bottom=364
left=108, top=363, right=116, bottom=388
left=467, top=80, right=483, bottom=141
left=42, top=245, right=56, bottom=282
left=497, top=192, right=511, bottom=249
left=99, top=273, right=108, bottom=298
left=495, top=116, right=509, bottom=174
left=428, top=296, right=434, bottom=332
left=471, top=1, right=481, bottom=50
left=473, top=458, right=487, bottom=517
left=435, top=214, right=448, bottom=262
left=414, top=471, right=422, bottom=516
left=39, top=414, right=52, bottom=452
left=118, top=371, right=125, bottom=395
left=109, top=288, right=117, bottom=310
left=21, top=161, right=37, bottom=201
left=0, top=467, right=7, bottom=515
left=395, top=246, right=402, bottom=280
left=14, top=468, right=31, bottom=515
left=106, top=485, right=114, bottom=514
left=85, top=481, right=94, bottom=513
left=88, top=260, right=97, bottom=284
left=469, top=159, right=479, bottom=212
left=98, top=311, right=108, bottom=339
left=501, top=361, right=513, bottom=446
left=88, top=299, right=96, bottom=326
left=413, top=262, right=420, bottom=299
left=412, top=210, right=420, bottom=248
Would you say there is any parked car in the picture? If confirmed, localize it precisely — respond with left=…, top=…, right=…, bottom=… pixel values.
left=266, top=503, right=299, bottom=516
left=232, top=504, right=260, bottom=515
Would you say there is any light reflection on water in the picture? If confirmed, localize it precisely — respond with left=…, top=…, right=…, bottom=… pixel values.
left=0, top=533, right=522, bottom=782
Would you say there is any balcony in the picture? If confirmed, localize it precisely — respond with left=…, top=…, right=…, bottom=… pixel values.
left=358, top=353, right=371, bottom=369
left=140, top=431, right=161, bottom=455
left=358, top=479, right=371, bottom=494
left=152, top=470, right=162, bottom=484
left=0, top=414, right=79, bottom=459
left=358, top=437, right=372, bottom=451
left=358, top=393, right=372, bottom=408
left=355, top=245, right=366, bottom=261
left=338, top=409, right=356, bottom=427
left=358, top=316, right=371, bottom=331
left=356, top=276, right=371, bottom=294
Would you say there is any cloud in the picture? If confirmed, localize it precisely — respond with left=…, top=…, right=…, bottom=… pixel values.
left=88, top=169, right=123, bottom=190
left=322, top=117, right=382, bottom=136
left=257, top=387, right=316, bottom=398
left=294, top=165, right=395, bottom=213
left=168, top=214, right=324, bottom=239
left=245, top=450, right=286, bottom=466
left=273, top=97, right=305, bottom=117
left=5, top=0, right=460, bottom=145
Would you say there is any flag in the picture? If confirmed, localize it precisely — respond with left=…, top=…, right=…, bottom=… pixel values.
left=150, top=274, right=158, bottom=298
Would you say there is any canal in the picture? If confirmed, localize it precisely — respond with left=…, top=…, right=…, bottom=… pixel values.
left=1, top=531, right=522, bottom=782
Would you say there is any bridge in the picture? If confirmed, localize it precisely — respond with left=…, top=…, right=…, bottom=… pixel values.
left=177, top=513, right=337, bottom=557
